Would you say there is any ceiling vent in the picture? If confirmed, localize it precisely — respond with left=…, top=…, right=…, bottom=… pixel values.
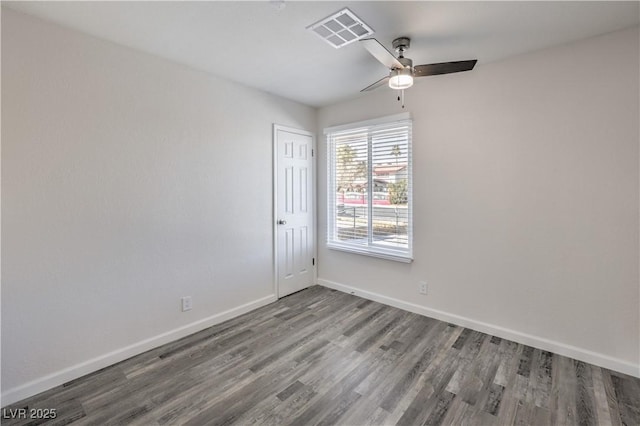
left=307, top=8, right=374, bottom=49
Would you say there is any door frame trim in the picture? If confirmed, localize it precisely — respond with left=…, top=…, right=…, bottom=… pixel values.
left=272, top=124, right=317, bottom=299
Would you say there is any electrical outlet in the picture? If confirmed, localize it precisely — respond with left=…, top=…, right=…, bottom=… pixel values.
left=181, top=296, right=193, bottom=312
left=418, top=281, right=428, bottom=295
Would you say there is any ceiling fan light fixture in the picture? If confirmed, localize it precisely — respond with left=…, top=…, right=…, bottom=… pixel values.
left=389, top=68, right=413, bottom=90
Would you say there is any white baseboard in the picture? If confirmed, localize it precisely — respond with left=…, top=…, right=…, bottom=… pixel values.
left=318, top=278, right=639, bottom=378
left=1, top=294, right=277, bottom=407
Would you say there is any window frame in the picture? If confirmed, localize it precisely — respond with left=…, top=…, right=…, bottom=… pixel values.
left=325, top=113, right=413, bottom=263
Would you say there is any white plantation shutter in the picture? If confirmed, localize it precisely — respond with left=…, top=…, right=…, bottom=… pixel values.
left=326, top=113, right=412, bottom=262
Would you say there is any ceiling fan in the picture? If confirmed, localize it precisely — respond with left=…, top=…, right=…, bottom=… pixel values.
left=360, top=37, right=477, bottom=106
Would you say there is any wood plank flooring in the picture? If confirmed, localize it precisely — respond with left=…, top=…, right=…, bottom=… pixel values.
left=2, top=286, right=639, bottom=425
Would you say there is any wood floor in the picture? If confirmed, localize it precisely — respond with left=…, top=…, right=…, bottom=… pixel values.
left=3, top=286, right=639, bottom=425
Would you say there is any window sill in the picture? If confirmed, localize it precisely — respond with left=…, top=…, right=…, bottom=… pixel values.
left=327, top=243, right=413, bottom=263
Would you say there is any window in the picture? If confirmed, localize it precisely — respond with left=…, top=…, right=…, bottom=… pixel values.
left=326, top=113, right=412, bottom=262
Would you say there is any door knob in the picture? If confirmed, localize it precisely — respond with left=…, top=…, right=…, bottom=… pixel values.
left=278, top=220, right=287, bottom=225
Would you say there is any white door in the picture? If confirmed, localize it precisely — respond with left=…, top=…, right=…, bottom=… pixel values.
left=274, top=125, right=315, bottom=298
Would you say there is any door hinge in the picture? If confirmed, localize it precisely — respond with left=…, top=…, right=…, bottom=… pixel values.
left=312, top=148, right=314, bottom=157
left=312, top=258, right=315, bottom=266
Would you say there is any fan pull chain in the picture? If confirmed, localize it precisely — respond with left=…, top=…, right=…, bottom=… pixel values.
left=396, top=90, right=406, bottom=108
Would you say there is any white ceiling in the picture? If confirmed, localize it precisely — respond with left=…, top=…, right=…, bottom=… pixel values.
left=4, top=1, right=639, bottom=107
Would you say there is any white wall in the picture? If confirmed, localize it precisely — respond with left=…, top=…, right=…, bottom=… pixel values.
left=318, top=26, right=640, bottom=375
left=1, top=8, right=316, bottom=403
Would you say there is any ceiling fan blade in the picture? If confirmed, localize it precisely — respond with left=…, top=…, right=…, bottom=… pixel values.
left=413, top=60, right=477, bottom=77
left=361, top=76, right=390, bottom=92
left=361, top=38, right=404, bottom=70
